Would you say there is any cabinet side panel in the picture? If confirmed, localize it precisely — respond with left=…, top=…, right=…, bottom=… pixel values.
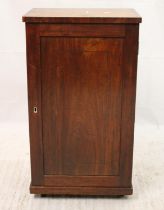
left=120, top=24, right=139, bottom=187
left=26, top=23, right=44, bottom=185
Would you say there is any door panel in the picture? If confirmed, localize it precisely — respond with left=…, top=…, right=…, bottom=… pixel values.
left=41, top=37, right=123, bottom=177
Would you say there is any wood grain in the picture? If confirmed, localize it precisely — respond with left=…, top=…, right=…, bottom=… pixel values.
left=22, top=8, right=142, bottom=23
left=26, top=24, right=44, bottom=186
left=24, top=9, right=141, bottom=196
left=119, top=24, right=139, bottom=187
left=30, top=185, right=133, bottom=196
left=41, top=37, right=123, bottom=176
left=39, top=24, right=125, bottom=38
left=43, top=175, right=120, bottom=187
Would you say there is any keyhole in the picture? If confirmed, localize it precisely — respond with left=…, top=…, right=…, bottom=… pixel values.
left=33, top=107, right=37, bottom=113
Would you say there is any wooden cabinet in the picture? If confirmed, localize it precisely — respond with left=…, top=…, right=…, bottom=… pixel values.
left=23, top=8, right=142, bottom=196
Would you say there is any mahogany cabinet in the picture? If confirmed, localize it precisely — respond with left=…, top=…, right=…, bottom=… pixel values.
left=23, top=8, right=142, bottom=196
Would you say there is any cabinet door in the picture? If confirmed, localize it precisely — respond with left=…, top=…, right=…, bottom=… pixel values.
left=40, top=37, right=123, bottom=186
left=27, top=24, right=138, bottom=188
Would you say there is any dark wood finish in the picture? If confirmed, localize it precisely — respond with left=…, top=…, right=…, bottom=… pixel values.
left=30, top=185, right=133, bottom=196
left=39, top=24, right=126, bottom=37
left=23, top=8, right=141, bottom=196
left=26, top=24, right=44, bottom=185
left=43, top=175, right=120, bottom=187
left=41, top=37, right=123, bottom=177
left=119, top=24, right=139, bottom=187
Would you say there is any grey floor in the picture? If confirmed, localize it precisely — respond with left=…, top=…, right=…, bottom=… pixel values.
left=0, top=123, right=164, bottom=210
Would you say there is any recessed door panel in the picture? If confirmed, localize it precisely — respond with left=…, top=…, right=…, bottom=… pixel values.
left=41, top=37, right=123, bottom=176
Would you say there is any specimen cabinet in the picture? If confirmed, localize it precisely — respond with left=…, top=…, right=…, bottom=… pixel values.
left=23, top=8, right=142, bottom=196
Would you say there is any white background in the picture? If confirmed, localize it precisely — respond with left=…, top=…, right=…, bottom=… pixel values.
left=0, top=0, right=164, bottom=126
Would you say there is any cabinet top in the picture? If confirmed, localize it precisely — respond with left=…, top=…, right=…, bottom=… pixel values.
left=22, top=8, right=142, bottom=24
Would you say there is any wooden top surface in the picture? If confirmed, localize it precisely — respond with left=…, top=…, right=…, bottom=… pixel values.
left=22, top=8, right=142, bottom=24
